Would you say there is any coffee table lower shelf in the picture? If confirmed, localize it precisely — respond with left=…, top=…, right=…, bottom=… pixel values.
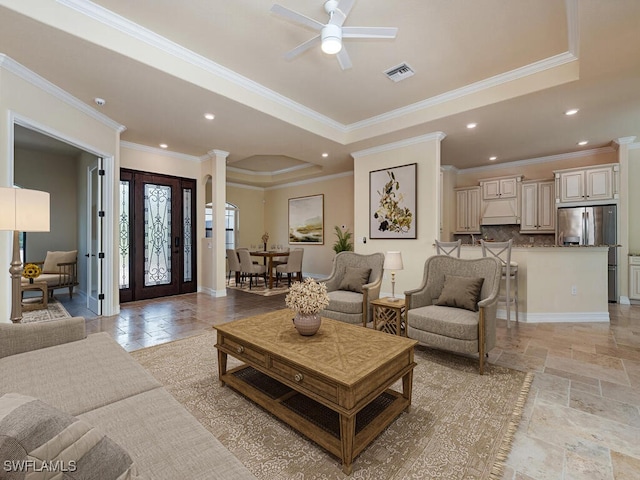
left=221, top=364, right=409, bottom=474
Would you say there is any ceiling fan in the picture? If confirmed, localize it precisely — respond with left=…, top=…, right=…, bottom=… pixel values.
left=270, top=0, right=398, bottom=70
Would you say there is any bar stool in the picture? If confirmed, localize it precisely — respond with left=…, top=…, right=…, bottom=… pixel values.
left=435, top=239, right=462, bottom=258
left=481, top=239, right=518, bottom=328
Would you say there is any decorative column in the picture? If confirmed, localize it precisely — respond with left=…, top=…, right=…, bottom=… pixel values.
left=615, top=136, right=636, bottom=304
left=210, top=149, right=229, bottom=297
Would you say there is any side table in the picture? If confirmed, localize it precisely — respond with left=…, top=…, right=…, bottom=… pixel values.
left=371, top=297, right=406, bottom=336
left=21, top=280, right=49, bottom=312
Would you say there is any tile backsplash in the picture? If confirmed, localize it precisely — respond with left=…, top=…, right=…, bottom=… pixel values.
left=453, top=225, right=556, bottom=246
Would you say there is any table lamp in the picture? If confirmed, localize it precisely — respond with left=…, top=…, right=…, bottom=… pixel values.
left=0, top=187, right=50, bottom=323
left=383, top=251, right=404, bottom=302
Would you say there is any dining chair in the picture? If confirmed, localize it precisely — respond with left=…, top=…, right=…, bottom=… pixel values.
left=275, top=248, right=303, bottom=287
left=481, top=239, right=518, bottom=328
left=226, top=249, right=241, bottom=286
left=237, top=249, right=267, bottom=289
left=435, top=239, right=462, bottom=258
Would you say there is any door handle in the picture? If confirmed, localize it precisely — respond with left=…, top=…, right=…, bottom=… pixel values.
left=175, top=237, right=180, bottom=248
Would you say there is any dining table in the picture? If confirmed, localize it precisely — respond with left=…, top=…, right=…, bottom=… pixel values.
left=250, top=250, right=289, bottom=289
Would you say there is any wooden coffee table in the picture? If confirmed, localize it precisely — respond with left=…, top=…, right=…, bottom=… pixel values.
left=215, top=310, right=417, bottom=474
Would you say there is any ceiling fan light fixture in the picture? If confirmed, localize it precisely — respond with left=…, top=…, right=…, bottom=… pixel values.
left=321, top=24, right=342, bottom=54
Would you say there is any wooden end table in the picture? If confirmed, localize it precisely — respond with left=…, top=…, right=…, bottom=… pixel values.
left=372, top=297, right=406, bottom=336
left=21, top=280, right=48, bottom=311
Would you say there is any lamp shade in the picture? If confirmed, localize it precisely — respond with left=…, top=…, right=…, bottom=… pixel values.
left=383, top=251, right=403, bottom=271
left=0, top=187, right=50, bottom=232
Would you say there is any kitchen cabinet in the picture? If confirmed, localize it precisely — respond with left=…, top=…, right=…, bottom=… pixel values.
left=630, top=256, right=640, bottom=301
left=520, top=180, right=555, bottom=233
left=481, top=177, right=518, bottom=200
left=554, top=164, right=619, bottom=204
left=454, top=186, right=481, bottom=234
left=479, top=175, right=522, bottom=225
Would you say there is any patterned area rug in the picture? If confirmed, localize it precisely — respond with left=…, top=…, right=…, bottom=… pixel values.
left=226, top=278, right=290, bottom=296
left=20, top=299, right=71, bottom=324
left=132, top=313, right=533, bottom=479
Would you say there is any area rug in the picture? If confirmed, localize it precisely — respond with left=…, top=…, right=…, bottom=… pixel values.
left=132, top=314, right=533, bottom=480
left=227, top=278, right=290, bottom=297
left=20, top=299, right=71, bottom=324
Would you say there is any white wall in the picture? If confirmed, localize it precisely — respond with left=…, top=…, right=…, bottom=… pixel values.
left=0, top=61, right=121, bottom=321
left=353, top=133, right=444, bottom=296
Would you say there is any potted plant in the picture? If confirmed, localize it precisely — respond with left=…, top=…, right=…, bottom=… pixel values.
left=332, top=226, right=353, bottom=254
left=285, top=278, right=330, bottom=336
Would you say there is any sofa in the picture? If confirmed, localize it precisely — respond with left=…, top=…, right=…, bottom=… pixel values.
left=0, top=318, right=256, bottom=479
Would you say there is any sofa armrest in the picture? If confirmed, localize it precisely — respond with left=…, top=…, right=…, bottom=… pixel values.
left=404, top=284, right=435, bottom=310
left=0, top=317, right=86, bottom=359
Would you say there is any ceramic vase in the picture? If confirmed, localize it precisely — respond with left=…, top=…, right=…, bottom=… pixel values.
left=293, top=312, right=321, bottom=336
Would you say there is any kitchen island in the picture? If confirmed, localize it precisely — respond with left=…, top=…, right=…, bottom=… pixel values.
left=459, top=245, right=610, bottom=323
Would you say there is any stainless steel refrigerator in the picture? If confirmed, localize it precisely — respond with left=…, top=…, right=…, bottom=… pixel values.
left=557, top=205, right=617, bottom=302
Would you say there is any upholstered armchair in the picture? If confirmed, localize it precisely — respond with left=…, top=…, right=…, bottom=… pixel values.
left=21, top=250, right=79, bottom=299
left=404, top=255, right=501, bottom=374
left=319, top=251, right=384, bottom=326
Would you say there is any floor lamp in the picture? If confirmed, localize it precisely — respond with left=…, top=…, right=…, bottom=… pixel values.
left=0, top=187, right=50, bottom=323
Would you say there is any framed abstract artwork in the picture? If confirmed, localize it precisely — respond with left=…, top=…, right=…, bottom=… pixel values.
left=288, top=194, right=324, bottom=244
left=369, top=163, right=417, bottom=239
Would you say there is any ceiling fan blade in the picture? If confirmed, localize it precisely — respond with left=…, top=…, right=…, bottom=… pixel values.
left=284, top=35, right=321, bottom=60
left=270, top=4, right=324, bottom=31
left=342, top=26, right=398, bottom=38
left=336, top=48, right=352, bottom=70
left=329, top=0, right=355, bottom=27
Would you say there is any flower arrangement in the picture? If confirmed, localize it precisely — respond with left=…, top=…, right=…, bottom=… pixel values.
left=22, top=263, right=42, bottom=283
left=285, top=277, right=330, bottom=315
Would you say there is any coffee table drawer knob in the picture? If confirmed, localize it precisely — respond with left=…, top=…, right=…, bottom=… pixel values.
left=294, top=373, right=304, bottom=383
left=237, top=346, right=245, bottom=354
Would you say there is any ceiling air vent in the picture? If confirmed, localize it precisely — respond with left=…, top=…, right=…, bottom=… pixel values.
left=384, top=63, right=415, bottom=82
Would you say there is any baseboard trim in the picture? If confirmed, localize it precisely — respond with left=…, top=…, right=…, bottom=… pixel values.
left=198, top=287, right=227, bottom=297
left=497, top=309, right=610, bottom=323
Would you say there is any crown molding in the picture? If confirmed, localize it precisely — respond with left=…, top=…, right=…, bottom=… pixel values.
left=120, top=141, right=201, bottom=162
left=628, top=142, right=640, bottom=150
left=57, top=0, right=345, bottom=133
left=58, top=0, right=579, bottom=141
left=226, top=182, right=265, bottom=191
left=614, top=136, right=637, bottom=146
left=227, top=162, right=317, bottom=177
left=351, top=132, right=446, bottom=158
left=265, top=171, right=354, bottom=191
left=0, top=54, right=126, bottom=133
left=346, top=52, right=577, bottom=133
left=457, top=146, right=617, bottom=175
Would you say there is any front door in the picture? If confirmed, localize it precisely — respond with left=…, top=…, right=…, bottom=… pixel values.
left=119, top=169, right=196, bottom=302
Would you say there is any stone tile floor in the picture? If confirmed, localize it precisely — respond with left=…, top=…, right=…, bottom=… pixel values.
left=60, top=292, right=640, bottom=479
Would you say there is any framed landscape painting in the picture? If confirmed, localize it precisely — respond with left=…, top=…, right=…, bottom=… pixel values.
left=288, top=194, right=324, bottom=244
left=370, top=163, right=417, bottom=239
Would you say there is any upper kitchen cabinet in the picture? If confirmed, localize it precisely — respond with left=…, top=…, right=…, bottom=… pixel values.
left=554, top=164, right=620, bottom=204
left=482, top=176, right=519, bottom=200
left=521, top=179, right=555, bottom=233
left=454, top=186, right=481, bottom=234
left=479, top=175, right=522, bottom=225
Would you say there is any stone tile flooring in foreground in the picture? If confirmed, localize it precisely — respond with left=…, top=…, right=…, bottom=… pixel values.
left=62, top=292, right=640, bottom=479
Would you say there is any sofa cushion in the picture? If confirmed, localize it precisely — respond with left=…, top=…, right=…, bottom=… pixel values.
left=408, top=305, right=480, bottom=341
left=78, top=388, right=256, bottom=479
left=21, top=273, right=73, bottom=287
left=0, top=332, right=161, bottom=416
left=0, top=393, right=144, bottom=479
left=325, top=290, right=363, bottom=314
left=42, top=250, right=77, bottom=273
left=338, top=267, right=371, bottom=293
left=435, top=275, right=484, bottom=312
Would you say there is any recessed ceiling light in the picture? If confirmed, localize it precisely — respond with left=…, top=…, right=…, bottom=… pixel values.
left=466, top=123, right=477, bottom=129
left=577, top=140, right=588, bottom=146
left=159, top=144, right=168, bottom=149
left=322, top=153, right=328, bottom=158
left=204, top=113, right=215, bottom=120
left=489, top=156, right=497, bottom=161
left=565, top=108, right=579, bottom=116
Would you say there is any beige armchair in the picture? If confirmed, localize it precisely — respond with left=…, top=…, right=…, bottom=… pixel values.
left=319, top=251, right=384, bottom=326
left=22, top=250, right=79, bottom=299
left=404, top=255, right=501, bottom=374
